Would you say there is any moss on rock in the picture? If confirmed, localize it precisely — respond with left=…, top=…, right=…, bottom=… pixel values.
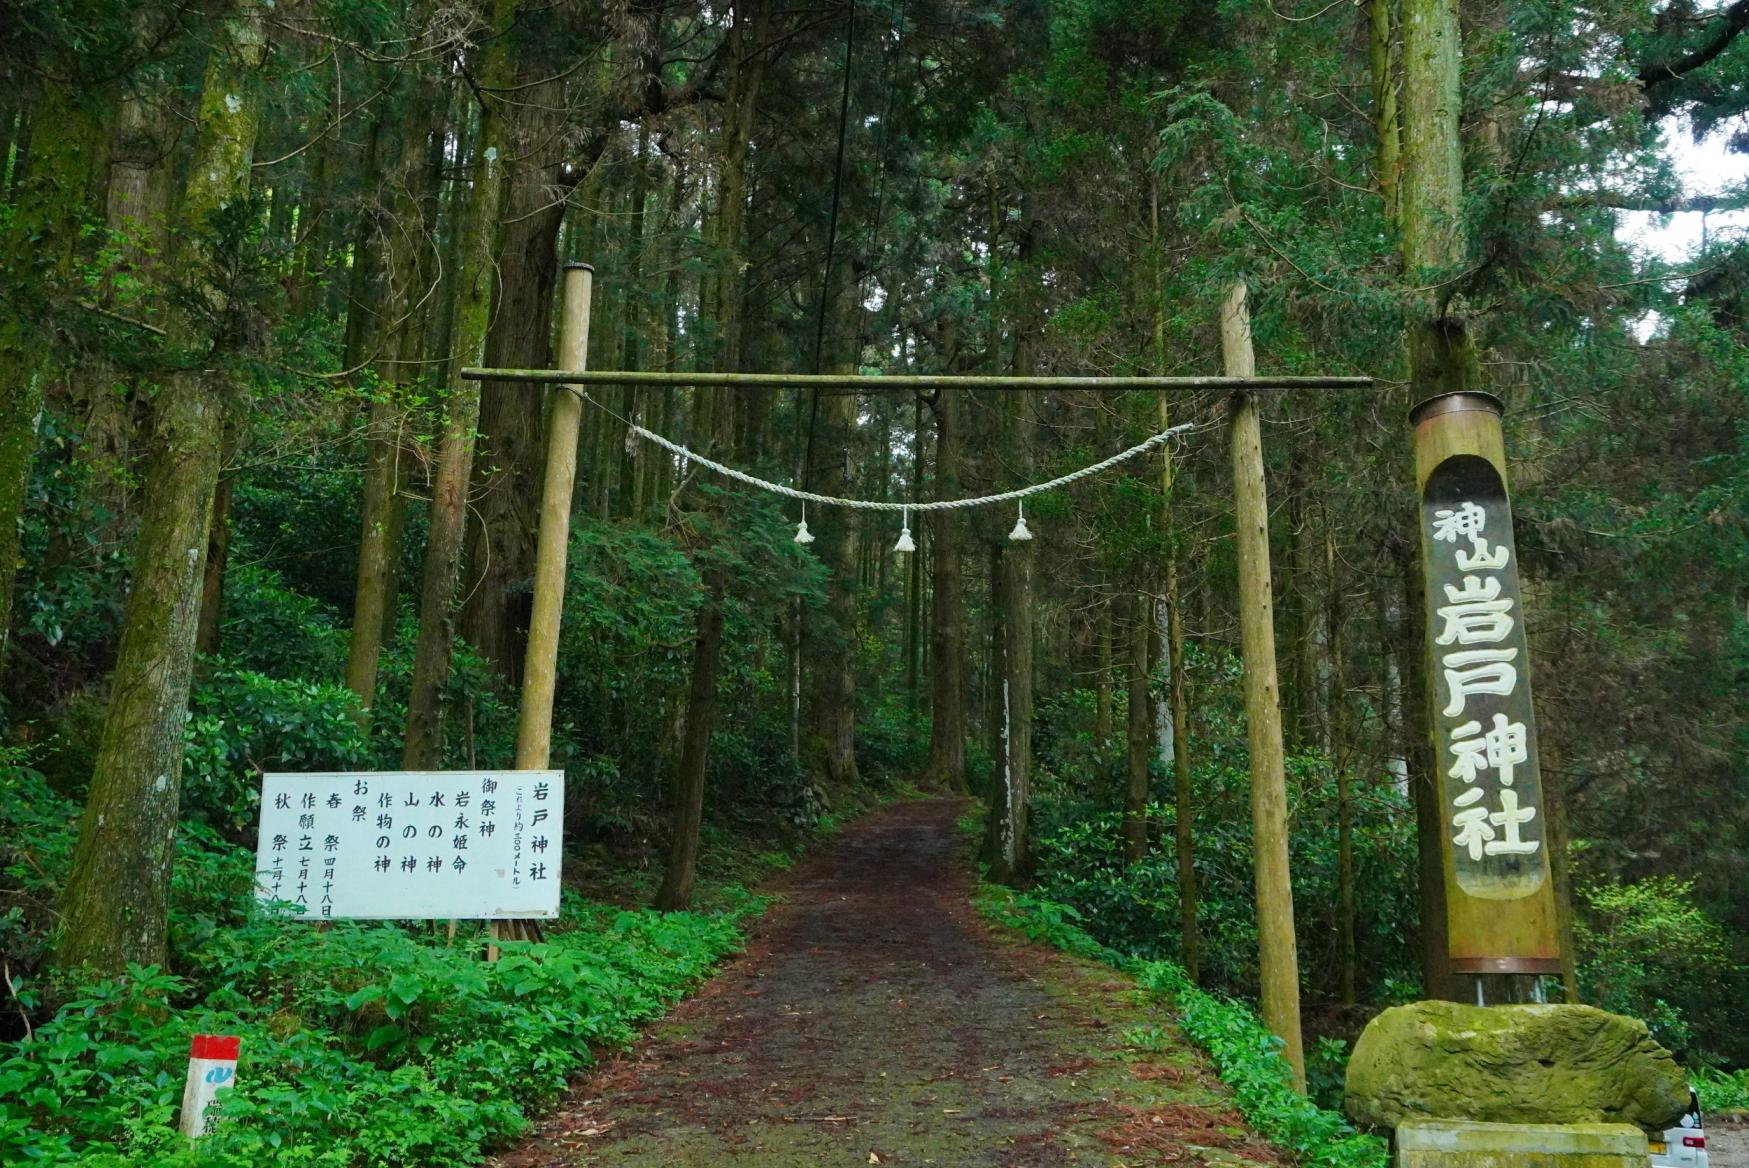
left=1344, top=1001, right=1689, bottom=1131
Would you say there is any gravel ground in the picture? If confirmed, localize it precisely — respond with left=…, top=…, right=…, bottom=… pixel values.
left=1709, top=1122, right=1748, bottom=1168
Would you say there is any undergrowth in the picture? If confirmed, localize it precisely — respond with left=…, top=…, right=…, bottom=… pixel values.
left=977, top=885, right=1388, bottom=1168
left=1697, top=1067, right=1749, bottom=1118
left=0, top=899, right=755, bottom=1167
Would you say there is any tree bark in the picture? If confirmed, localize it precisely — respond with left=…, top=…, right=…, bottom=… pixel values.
left=403, top=1, right=514, bottom=768
left=1095, top=591, right=1114, bottom=748
left=1329, top=524, right=1356, bottom=1004
left=1122, top=590, right=1152, bottom=864
left=1400, top=0, right=1474, bottom=1000
left=809, top=387, right=861, bottom=787
left=922, top=387, right=966, bottom=790
left=1370, top=0, right=1401, bottom=222
left=56, top=0, right=267, bottom=973
left=0, top=85, right=104, bottom=679
left=654, top=579, right=725, bottom=910
left=194, top=466, right=235, bottom=657
left=458, top=72, right=569, bottom=683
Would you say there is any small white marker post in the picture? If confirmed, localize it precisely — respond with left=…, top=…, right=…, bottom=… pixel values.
left=179, top=1034, right=240, bottom=1137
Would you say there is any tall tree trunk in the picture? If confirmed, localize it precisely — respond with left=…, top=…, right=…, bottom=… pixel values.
left=1122, top=591, right=1151, bottom=864
left=809, top=387, right=861, bottom=787
left=457, top=71, right=570, bottom=683
left=1094, top=591, right=1114, bottom=748
left=344, top=89, right=440, bottom=712
left=655, top=573, right=725, bottom=911
left=1167, top=548, right=1198, bottom=980
left=985, top=370, right=1035, bottom=883
left=923, top=388, right=966, bottom=790
left=346, top=395, right=409, bottom=710
left=1400, top=0, right=1472, bottom=1000
left=403, top=3, right=514, bottom=769
left=194, top=463, right=235, bottom=657
left=0, top=86, right=104, bottom=678
left=56, top=0, right=267, bottom=973
left=1371, top=0, right=1401, bottom=222
left=1329, top=523, right=1356, bottom=1004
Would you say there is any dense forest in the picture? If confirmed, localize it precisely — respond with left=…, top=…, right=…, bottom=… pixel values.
left=1, top=0, right=1747, bottom=1161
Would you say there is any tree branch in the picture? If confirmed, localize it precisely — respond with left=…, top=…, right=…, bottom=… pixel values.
left=1639, top=0, right=1749, bottom=113
left=1554, top=190, right=1749, bottom=214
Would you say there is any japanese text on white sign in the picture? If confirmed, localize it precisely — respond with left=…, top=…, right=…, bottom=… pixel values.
left=254, top=771, right=562, bottom=920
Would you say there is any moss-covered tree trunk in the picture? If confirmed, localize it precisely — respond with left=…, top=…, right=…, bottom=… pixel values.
left=402, top=0, right=514, bottom=769
left=56, top=0, right=267, bottom=973
left=344, top=85, right=441, bottom=714
left=458, top=70, right=568, bottom=681
left=1400, top=0, right=1473, bottom=1002
left=0, top=86, right=104, bottom=679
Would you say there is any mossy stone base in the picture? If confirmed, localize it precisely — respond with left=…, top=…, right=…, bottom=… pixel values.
left=1397, top=1119, right=1648, bottom=1168
left=1345, top=1001, right=1689, bottom=1130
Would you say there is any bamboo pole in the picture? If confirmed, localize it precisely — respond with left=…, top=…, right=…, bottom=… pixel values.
left=459, top=368, right=1371, bottom=392
left=515, top=263, right=593, bottom=769
left=1223, top=281, right=1306, bottom=1092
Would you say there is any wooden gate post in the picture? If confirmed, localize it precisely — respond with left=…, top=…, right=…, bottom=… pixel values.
left=490, top=262, right=591, bottom=959
left=1411, top=390, right=1560, bottom=1003
left=516, top=262, right=593, bottom=770
left=1223, top=280, right=1306, bottom=1092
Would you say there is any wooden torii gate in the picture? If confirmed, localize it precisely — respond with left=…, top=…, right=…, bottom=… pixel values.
left=465, top=263, right=1391, bottom=1092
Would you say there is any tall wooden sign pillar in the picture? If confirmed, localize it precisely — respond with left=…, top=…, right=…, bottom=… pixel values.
left=1411, top=391, right=1560, bottom=1002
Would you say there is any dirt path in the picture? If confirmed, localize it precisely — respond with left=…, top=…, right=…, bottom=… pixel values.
left=494, top=800, right=1280, bottom=1168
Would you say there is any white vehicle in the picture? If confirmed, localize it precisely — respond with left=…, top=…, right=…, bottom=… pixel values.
left=1650, top=1090, right=1708, bottom=1168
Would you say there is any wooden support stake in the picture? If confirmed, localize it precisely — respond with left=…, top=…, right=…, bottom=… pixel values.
left=1223, top=281, right=1306, bottom=1092
left=515, top=263, right=593, bottom=770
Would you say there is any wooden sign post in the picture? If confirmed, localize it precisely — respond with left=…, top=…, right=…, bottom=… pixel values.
left=1411, top=391, right=1560, bottom=1001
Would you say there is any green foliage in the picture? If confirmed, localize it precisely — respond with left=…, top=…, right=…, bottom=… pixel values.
left=1576, top=875, right=1745, bottom=1061
left=978, top=886, right=1387, bottom=1168
left=182, top=669, right=372, bottom=837
left=1695, top=1067, right=1749, bottom=1118
left=0, top=895, right=752, bottom=1166
left=1025, top=645, right=1421, bottom=1005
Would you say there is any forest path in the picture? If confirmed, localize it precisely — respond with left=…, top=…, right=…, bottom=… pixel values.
left=493, top=799, right=1282, bottom=1168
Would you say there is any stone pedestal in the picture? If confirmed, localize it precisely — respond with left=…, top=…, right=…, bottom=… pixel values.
left=1397, top=1120, right=1649, bottom=1168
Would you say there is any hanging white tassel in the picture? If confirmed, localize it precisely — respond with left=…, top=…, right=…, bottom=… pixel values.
left=1009, top=500, right=1033, bottom=542
left=794, top=502, right=816, bottom=545
left=894, top=507, right=915, bottom=554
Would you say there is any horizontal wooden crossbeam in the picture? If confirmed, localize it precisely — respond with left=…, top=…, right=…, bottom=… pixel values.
left=459, top=368, right=1373, bottom=392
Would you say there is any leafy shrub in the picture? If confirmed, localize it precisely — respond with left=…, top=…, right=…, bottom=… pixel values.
left=0, top=900, right=753, bottom=1166
left=1576, top=876, right=1742, bottom=1059
left=1695, top=1067, right=1749, bottom=1117
left=215, top=564, right=351, bottom=682
left=182, top=669, right=373, bottom=836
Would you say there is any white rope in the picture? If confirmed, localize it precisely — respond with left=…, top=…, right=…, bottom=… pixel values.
left=583, top=391, right=1194, bottom=513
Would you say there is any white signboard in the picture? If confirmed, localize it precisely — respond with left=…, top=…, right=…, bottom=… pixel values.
left=254, top=771, right=563, bottom=920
